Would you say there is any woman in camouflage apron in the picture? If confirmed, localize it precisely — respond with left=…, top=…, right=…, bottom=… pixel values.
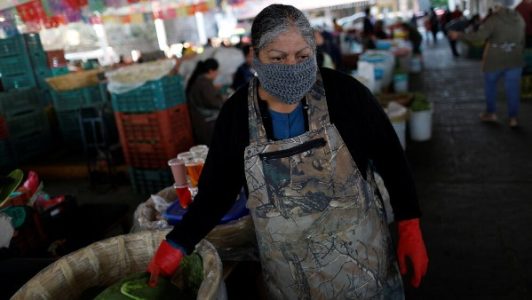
left=243, top=73, right=404, bottom=299
left=148, top=5, right=428, bottom=297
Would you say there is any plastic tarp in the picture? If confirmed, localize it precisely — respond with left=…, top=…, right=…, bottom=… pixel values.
left=105, top=59, right=176, bottom=94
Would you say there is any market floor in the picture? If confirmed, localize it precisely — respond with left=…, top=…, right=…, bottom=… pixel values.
left=404, top=40, right=532, bottom=299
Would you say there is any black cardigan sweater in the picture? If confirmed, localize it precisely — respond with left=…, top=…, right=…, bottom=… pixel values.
left=167, top=68, right=421, bottom=253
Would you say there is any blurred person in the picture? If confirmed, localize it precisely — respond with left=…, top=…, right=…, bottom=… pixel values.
left=446, top=5, right=464, bottom=56
left=186, top=58, right=224, bottom=144
left=449, top=0, right=525, bottom=128
left=147, top=4, right=428, bottom=298
left=451, top=5, right=463, bottom=20
left=516, top=0, right=532, bottom=47
left=374, top=19, right=390, bottom=39
left=400, top=22, right=423, bottom=54
left=314, top=29, right=336, bottom=69
left=232, top=44, right=255, bottom=90
left=362, top=7, right=375, bottom=49
left=428, top=7, right=440, bottom=43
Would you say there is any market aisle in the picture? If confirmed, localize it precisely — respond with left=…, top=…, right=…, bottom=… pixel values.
left=405, top=41, right=532, bottom=299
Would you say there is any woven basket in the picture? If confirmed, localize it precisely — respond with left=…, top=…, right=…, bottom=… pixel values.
left=45, top=69, right=102, bottom=91
left=133, top=186, right=257, bottom=261
left=12, top=231, right=224, bottom=300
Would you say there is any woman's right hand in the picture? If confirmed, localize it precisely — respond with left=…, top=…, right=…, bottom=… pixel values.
left=147, top=240, right=184, bottom=287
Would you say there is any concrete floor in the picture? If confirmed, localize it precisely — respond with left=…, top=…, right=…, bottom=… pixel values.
left=405, top=40, right=532, bottom=299
left=8, top=38, right=532, bottom=299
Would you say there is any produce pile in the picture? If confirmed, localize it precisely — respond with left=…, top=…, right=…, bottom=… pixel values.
left=95, top=253, right=203, bottom=300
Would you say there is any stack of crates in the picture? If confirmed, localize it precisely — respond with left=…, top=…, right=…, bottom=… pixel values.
left=51, top=83, right=109, bottom=147
left=111, top=75, right=193, bottom=195
left=0, top=34, right=68, bottom=94
left=0, top=88, right=50, bottom=169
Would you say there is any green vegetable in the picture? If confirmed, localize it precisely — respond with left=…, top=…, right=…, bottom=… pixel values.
left=94, top=253, right=203, bottom=300
left=410, top=92, right=431, bottom=112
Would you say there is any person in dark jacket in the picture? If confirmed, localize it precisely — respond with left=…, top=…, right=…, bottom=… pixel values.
left=148, top=4, right=428, bottom=298
left=186, top=58, right=223, bottom=145
left=231, top=44, right=255, bottom=90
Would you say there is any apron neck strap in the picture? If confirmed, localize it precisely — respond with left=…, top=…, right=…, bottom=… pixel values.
left=247, top=71, right=330, bottom=144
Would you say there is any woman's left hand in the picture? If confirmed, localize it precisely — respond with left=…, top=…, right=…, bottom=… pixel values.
left=397, top=218, right=429, bottom=287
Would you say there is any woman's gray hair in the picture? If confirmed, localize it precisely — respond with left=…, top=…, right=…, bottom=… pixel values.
left=251, top=4, right=316, bottom=56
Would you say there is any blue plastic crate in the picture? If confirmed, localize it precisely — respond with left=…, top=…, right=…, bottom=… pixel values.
left=0, top=35, right=25, bottom=58
left=6, top=109, right=48, bottom=139
left=2, top=73, right=36, bottom=91
left=11, top=130, right=51, bottom=163
left=111, top=76, right=186, bottom=112
left=0, top=54, right=33, bottom=77
left=0, top=88, right=41, bottom=118
left=128, top=167, right=173, bottom=195
left=52, top=84, right=108, bottom=112
left=164, top=189, right=249, bottom=225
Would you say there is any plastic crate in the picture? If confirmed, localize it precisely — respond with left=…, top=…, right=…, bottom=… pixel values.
left=6, top=109, right=48, bottom=139
left=56, top=110, right=83, bottom=145
left=115, top=104, right=194, bottom=168
left=2, top=73, right=36, bottom=90
left=111, top=75, right=186, bottom=112
left=0, top=35, right=25, bottom=58
left=0, top=54, right=33, bottom=77
left=50, top=66, right=69, bottom=76
left=30, top=51, right=48, bottom=70
left=51, top=84, right=108, bottom=112
left=0, top=88, right=41, bottom=118
left=128, top=167, right=173, bottom=195
left=11, top=130, right=52, bottom=163
left=23, top=33, right=44, bottom=55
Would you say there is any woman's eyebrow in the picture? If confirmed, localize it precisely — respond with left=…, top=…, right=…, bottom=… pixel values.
left=267, top=46, right=311, bottom=55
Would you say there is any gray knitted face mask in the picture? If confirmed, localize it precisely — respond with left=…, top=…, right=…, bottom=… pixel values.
left=253, top=57, right=317, bottom=104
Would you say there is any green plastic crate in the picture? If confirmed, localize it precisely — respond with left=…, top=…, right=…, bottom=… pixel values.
left=6, top=109, right=48, bottom=139
left=128, top=167, right=173, bottom=195
left=111, top=76, right=186, bottom=113
left=52, top=84, right=108, bottom=112
left=1, top=73, right=36, bottom=91
left=56, top=110, right=83, bottom=146
left=0, top=88, right=41, bottom=118
left=23, top=33, right=44, bottom=55
left=11, top=130, right=52, bottom=163
left=0, top=54, right=33, bottom=77
left=0, top=35, right=25, bottom=58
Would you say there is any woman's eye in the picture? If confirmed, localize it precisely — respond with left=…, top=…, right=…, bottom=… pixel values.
left=298, top=55, right=309, bottom=61
left=270, top=57, right=283, bottom=62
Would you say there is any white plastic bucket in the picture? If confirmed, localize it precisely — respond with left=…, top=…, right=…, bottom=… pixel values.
left=392, top=121, right=407, bottom=149
left=409, top=109, right=433, bottom=141
left=393, top=74, right=408, bottom=92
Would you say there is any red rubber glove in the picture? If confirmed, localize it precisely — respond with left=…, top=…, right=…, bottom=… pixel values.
left=397, top=218, right=428, bottom=288
left=147, top=240, right=184, bottom=287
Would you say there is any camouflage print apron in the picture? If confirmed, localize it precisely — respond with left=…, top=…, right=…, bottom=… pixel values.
left=244, top=73, right=404, bottom=299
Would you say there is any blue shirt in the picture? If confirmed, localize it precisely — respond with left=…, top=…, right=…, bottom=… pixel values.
left=269, top=102, right=306, bottom=140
